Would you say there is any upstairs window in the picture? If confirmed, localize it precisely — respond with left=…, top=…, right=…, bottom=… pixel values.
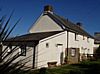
left=75, top=33, right=78, bottom=41
left=87, top=37, right=89, bottom=42
left=83, top=36, right=85, bottom=40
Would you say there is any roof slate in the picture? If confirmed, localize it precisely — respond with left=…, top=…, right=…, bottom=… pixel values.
left=5, top=31, right=63, bottom=42
left=3, top=31, right=62, bottom=46
left=46, top=12, right=94, bottom=38
left=4, top=11, right=94, bottom=45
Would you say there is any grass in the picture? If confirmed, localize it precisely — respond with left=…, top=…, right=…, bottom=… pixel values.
left=26, top=60, right=100, bottom=74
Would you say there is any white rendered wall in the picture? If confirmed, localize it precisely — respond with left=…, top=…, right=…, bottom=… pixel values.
left=36, top=31, right=67, bottom=68
left=68, top=32, right=94, bottom=55
left=29, top=15, right=62, bottom=33
left=36, top=31, right=94, bottom=68
left=2, top=45, right=33, bottom=68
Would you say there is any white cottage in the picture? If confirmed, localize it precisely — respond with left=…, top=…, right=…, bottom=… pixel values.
left=3, top=5, right=94, bottom=69
left=29, top=5, right=94, bottom=68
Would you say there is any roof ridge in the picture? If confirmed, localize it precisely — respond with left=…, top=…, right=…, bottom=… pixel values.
left=47, top=12, right=94, bottom=38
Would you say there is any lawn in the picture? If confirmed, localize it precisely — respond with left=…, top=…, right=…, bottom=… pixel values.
left=19, top=60, right=100, bottom=74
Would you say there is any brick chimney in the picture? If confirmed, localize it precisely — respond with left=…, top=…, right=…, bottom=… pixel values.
left=44, top=5, right=53, bottom=13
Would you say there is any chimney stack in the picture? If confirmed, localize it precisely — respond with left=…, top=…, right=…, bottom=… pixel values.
left=76, top=22, right=83, bottom=29
left=44, top=5, right=53, bottom=13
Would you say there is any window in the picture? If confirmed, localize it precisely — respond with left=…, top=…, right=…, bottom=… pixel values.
left=56, top=44, right=63, bottom=47
left=87, top=37, right=89, bottom=42
left=83, top=36, right=85, bottom=40
left=19, top=45, right=26, bottom=56
left=71, top=48, right=76, bottom=57
left=46, top=43, right=49, bottom=48
left=88, top=49, right=90, bottom=54
left=75, top=33, right=78, bottom=41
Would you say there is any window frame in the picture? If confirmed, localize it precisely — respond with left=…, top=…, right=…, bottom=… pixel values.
left=83, top=36, right=85, bottom=40
left=71, top=48, right=76, bottom=57
left=19, top=45, right=26, bottom=56
left=75, top=33, right=78, bottom=41
left=46, top=43, right=49, bottom=48
left=87, top=37, right=89, bottom=42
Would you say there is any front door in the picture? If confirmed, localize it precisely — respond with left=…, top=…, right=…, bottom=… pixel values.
left=57, top=44, right=64, bottom=65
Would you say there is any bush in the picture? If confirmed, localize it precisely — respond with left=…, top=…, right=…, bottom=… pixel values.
left=94, top=46, right=100, bottom=60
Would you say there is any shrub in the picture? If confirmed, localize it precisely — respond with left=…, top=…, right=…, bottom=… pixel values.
left=94, top=46, right=100, bottom=60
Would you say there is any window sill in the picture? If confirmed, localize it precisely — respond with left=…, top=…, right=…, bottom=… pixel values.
left=75, top=40, right=79, bottom=41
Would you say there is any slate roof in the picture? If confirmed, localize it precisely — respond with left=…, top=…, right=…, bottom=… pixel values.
left=3, top=31, right=62, bottom=46
left=3, top=10, right=94, bottom=46
left=44, top=12, right=94, bottom=38
left=6, top=31, right=62, bottom=41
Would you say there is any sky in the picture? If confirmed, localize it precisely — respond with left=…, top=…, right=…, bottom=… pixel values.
left=0, top=0, right=100, bottom=36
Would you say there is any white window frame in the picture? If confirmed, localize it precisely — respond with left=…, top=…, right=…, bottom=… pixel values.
left=71, top=48, right=76, bottom=57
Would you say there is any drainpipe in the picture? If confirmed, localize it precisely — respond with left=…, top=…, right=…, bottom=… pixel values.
left=67, top=31, right=69, bottom=56
left=33, top=46, right=36, bottom=69
left=33, top=41, right=39, bottom=69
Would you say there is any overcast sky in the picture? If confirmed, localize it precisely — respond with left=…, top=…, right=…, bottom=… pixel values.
left=0, top=0, right=100, bottom=36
